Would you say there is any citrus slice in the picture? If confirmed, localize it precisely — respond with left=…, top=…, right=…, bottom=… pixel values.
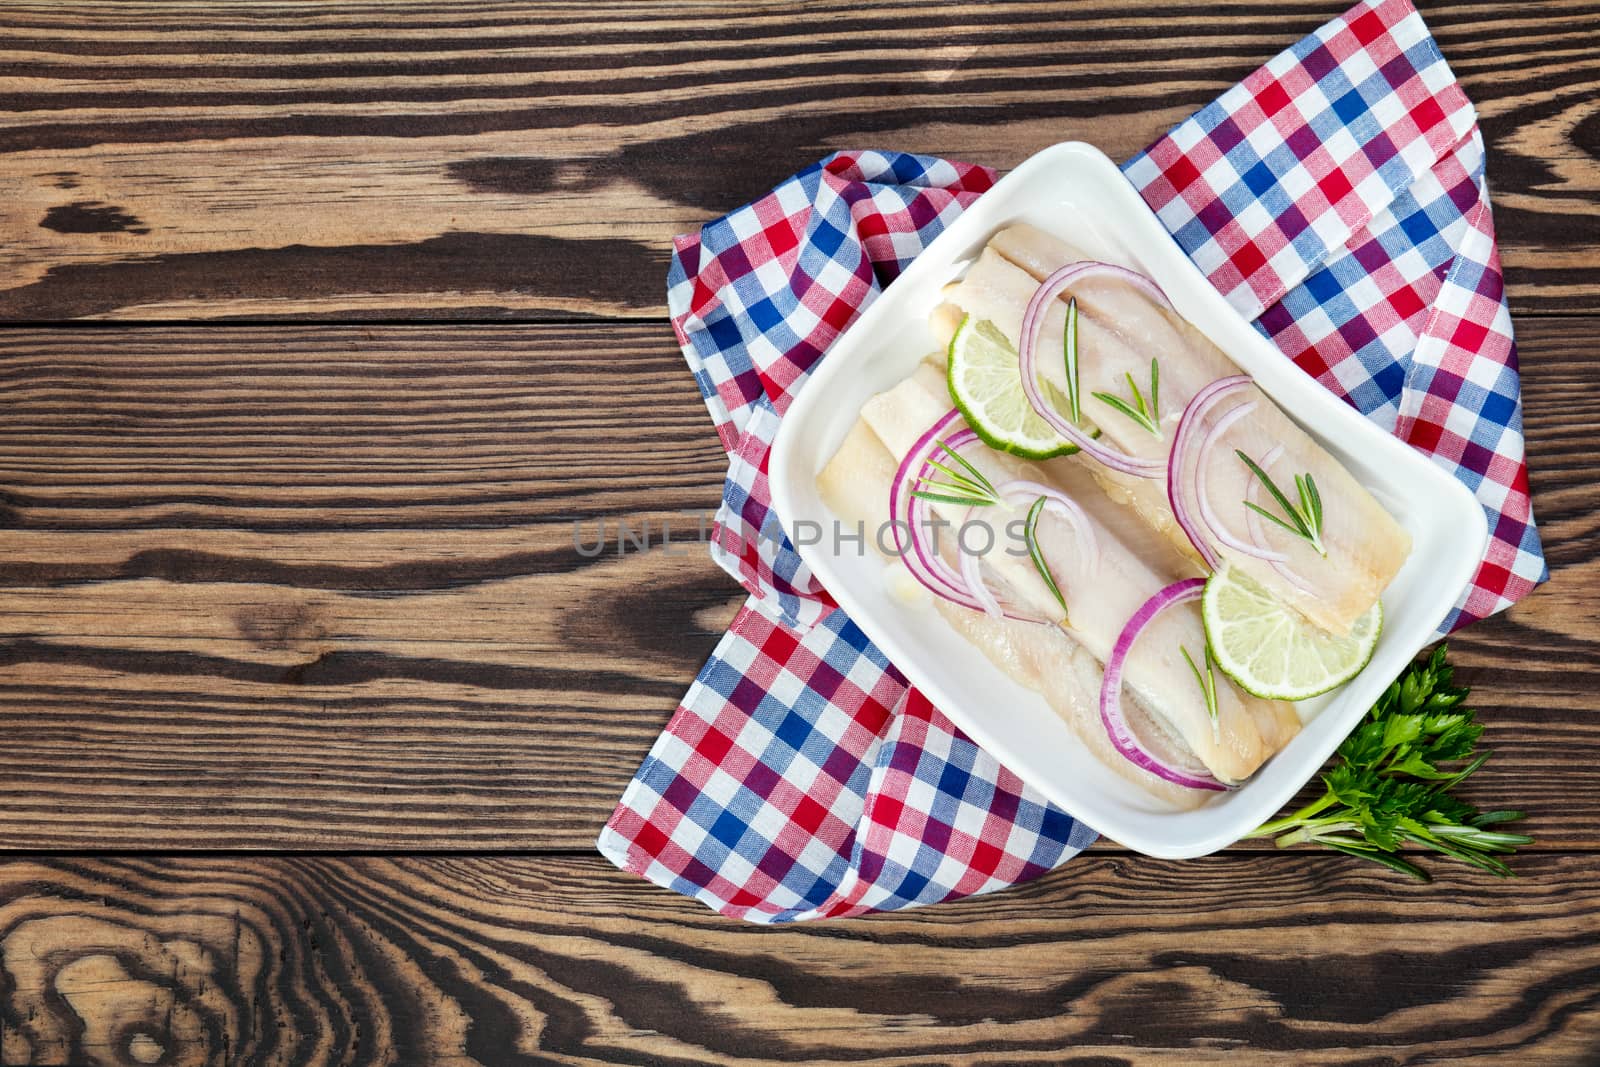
left=947, top=315, right=1085, bottom=460
left=1201, top=564, right=1382, bottom=701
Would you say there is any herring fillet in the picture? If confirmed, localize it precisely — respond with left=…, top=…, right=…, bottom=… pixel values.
left=816, top=417, right=1210, bottom=810
left=946, top=224, right=1412, bottom=635
left=858, top=363, right=1299, bottom=784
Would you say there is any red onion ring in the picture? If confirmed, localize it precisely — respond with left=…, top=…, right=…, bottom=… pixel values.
left=1016, top=262, right=1168, bottom=478
left=921, top=427, right=990, bottom=595
left=954, top=479, right=1099, bottom=620
left=889, top=410, right=1046, bottom=620
left=890, top=409, right=979, bottom=605
left=1166, top=376, right=1251, bottom=568
left=1099, top=578, right=1228, bottom=791
left=959, top=503, right=1004, bottom=617
left=1194, top=400, right=1288, bottom=563
left=1244, top=445, right=1318, bottom=596
left=996, top=479, right=1099, bottom=571
left=906, top=492, right=971, bottom=601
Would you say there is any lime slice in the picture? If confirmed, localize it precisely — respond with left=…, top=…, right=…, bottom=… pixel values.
left=947, top=315, right=1083, bottom=460
left=1202, top=564, right=1382, bottom=701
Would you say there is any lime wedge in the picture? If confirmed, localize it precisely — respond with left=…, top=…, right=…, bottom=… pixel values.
left=1201, top=564, right=1382, bottom=701
left=947, top=315, right=1083, bottom=460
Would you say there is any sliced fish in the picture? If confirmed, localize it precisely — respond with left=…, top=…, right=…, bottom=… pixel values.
left=941, top=223, right=1411, bottom=634
left=856, top=364, right=1299, bottom=784
left=817, top=412, right=1211, bottom=809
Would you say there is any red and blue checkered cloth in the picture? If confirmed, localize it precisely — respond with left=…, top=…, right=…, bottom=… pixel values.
left=599, top=0, right=1545, bottom=922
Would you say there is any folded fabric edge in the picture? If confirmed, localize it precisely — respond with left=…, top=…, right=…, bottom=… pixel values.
left=1403, top=142, right=1549, bottom=632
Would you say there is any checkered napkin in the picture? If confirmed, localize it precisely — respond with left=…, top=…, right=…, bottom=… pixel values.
left=598, top=0, right=1546, bottom=922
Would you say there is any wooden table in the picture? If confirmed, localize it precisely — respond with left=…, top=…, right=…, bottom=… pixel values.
left=1, top=2, right=1597, bottom=1063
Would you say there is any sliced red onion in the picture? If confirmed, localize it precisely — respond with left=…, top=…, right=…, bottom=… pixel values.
left=1169, top=377, right=1324, bottom=588
left=959, top=504, right=1004, bottom=618
left=907, top=492, right=972, bottom=601
left=889, top=409, right=1046, bottom=621
left=1016, top=262, right=1167, bottom=478
left=889, top=409, right=977, bottom=604
left=1194, top=400, right=1288, bottom=563
left=996, top=478, right=1099, bottom=572
left=941, top=430, right=1038, bottom=617
left=1166, top=375, right=1251, bottom=569
left=1244, top=445, right=1318, bottom=596
left=1026, top=260, right=1175, bottom=317
left=1099, top=578, right=1228, bottom=792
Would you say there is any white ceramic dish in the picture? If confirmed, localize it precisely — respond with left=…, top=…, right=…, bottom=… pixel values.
left=768, top=141, right=1487, bottom=858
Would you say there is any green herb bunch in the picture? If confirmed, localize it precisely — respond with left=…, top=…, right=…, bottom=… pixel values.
left=1249, top=645, right=1532, bottom=880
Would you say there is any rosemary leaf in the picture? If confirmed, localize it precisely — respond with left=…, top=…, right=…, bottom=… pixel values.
left=1181, top=644, right=1220, bottom=741
left=1244, top=500, right=1311, bottom=540
left=1089, top=391, right=1156, bottom=434
left=910, top=489, right=998, bottom=508
left=1237, top=449, right=1326, bottom=554
left=923, top=459, right=995, bottom=501
left=1064, top=298, right=1082, bottom=423
left=1090, top=359, right=1162, bottom=437
left=1024, top=496, right=1069, bottom=617
left=936, top=442, right=1001, bottom=500
left=1237, top=450, right=1305, bottom=533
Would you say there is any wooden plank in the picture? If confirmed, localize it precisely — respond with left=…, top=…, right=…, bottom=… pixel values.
left=2, top=853, right=1599, bottom=1065
left=0, top=319, right=1589, bottom=850
left=0, top=323, right=734, bottom=847
left=0, top=0, right=1596, bottom=321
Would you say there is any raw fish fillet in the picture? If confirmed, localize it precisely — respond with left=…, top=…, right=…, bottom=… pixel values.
left=856, top=364, right=1299, bottom=785
left=817, top=416, right=1210, bottom=809
left=944, top=224, right=1411, bottom=634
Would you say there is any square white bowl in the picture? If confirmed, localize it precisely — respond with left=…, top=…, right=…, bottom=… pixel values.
left=768, top=141, right=1487, bottom=858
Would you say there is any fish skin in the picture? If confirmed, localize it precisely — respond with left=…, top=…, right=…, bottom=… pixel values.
left=855, top=364, right=1299, bottom=784
left=947, top=224, right=1411, bottom=635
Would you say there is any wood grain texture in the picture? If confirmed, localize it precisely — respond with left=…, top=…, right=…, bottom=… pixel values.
left=3, top=854, right=1600, bottom=1066
left=2, top=4, right=1598, bottom=1063
left=0, top=0, right=1596, bottom=321
left=0, top=324, right=736, bottom=848
left=0, top=318, right=1593, bottom=850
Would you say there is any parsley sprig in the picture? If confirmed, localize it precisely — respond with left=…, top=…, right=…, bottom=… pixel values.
left=1249, top=645, right=1531, bottom=880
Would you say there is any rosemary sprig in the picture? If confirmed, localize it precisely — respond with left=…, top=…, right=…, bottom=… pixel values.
left=910, top=440, right=1003, bottom=508
left=1181, top=643, right=1221, bottom=743
left=1024, top=496, right=1068, bottom=617
left=1237, top=449, right=1326, bottom=556
left=1091, top=358, right=1162, bottom=437
left=1063, top=297, right=1083, bottom=423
